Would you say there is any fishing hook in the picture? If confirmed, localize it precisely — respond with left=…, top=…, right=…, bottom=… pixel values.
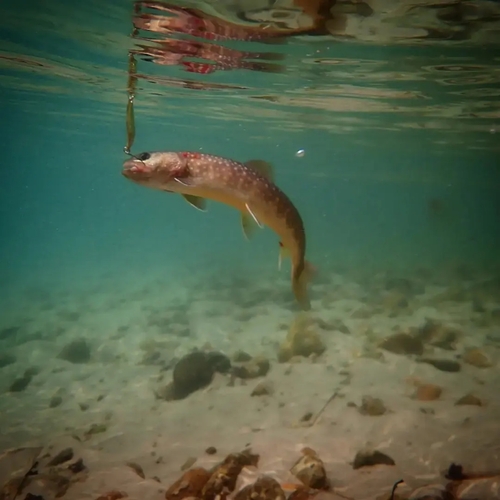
left=124, top=150, right=148, bottom=169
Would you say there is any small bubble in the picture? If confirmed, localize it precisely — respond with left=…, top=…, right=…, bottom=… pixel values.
left=295, top=149, right=305, bottom=158
left=490, top=127, right=496, bottom=134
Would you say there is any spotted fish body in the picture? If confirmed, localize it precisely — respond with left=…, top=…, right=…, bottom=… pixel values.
left=122, top=151, right=313, bottom=310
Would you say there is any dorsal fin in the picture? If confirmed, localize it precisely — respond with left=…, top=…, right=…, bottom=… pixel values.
left=244, top=160, right=274, bottom=181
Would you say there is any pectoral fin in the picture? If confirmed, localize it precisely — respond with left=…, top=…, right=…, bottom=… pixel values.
left=182, top=194, right=207, bottom=211
left=245, top=160, right=274, bottom=182
left=174, top=177, right=191, bottom=187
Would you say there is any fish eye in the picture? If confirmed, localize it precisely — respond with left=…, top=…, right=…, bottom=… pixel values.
left=137, top=152, right=151, bottom=161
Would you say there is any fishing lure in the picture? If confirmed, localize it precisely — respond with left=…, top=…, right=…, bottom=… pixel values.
left=124, top=53, right=137, bottom=155
left=124, top=2, right=141, bottom=154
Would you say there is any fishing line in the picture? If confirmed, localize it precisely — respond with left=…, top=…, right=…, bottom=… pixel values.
left=124, top=2, right=141, bottom=155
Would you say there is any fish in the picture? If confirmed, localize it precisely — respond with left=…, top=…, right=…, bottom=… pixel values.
left=122, top=151, right=314, bottom=310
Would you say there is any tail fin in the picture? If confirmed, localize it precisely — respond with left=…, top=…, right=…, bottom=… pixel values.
left=292, top=260, right=315, bottom=311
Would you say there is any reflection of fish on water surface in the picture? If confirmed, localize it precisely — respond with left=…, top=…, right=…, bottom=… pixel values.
left=134, top=0, right=336, bottom=41
left=131, top=38, right=286, bottom=75
left=130, top=0, right=341, bottom=75
left=122, top=151, right=314, bottom=310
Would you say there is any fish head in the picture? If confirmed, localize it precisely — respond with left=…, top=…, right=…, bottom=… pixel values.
left=122, top=152, right=188, bottom=189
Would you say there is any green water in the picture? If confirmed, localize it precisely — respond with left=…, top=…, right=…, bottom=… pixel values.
left=0, top=1, right=499, bottom=498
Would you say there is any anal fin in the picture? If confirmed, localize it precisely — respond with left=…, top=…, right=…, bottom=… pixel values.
left=241, top=212, right=258, bottom=240
left=245, top=203, right=263, bottom=228
left=182, top=194, right=207, bottom=211
left=278, top=242, right=290, bottom=270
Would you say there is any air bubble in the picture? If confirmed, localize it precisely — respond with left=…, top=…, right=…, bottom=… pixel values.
left=295, top=149, right=305, bottom=158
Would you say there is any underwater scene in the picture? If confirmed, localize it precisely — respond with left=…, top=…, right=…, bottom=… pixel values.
left=1, top=0, right=500, bottom=499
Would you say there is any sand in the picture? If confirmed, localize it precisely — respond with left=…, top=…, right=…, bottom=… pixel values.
left=0, top=264, right=499, bottom=500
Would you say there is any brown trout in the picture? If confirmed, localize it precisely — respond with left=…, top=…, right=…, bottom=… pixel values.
left=122, top=151, right=313, bottom=310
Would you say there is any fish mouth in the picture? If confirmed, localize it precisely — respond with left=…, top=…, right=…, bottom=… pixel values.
left=122, top=159, right=152, bottom=178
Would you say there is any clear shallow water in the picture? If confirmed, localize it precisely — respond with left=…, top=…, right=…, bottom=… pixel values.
left=1, top=0, right=499, bottom=289
left=0, top=1, right=500, bottom=497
